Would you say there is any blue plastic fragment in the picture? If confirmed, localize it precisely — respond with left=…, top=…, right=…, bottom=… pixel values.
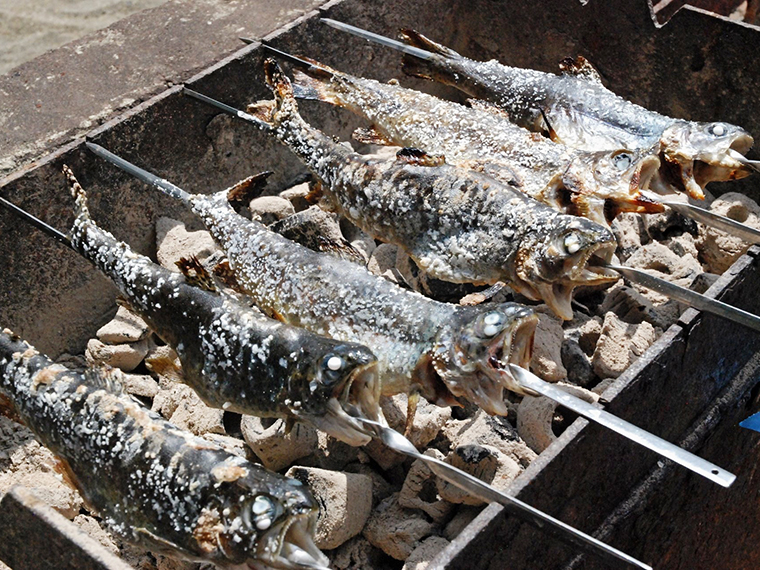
left=739, top=412, right=760, bottom=432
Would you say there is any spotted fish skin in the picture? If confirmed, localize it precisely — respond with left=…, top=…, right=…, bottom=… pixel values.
left=61, top=168, right=380, bottom=446
left=161, top=176, right=539, bottom=415
left=291, top=61, right=662, bottom=225
left=245, top=60, right=617, bottom=320
left=0, top=330, right=325, bottom=569
left=396, top=29, right=754, bottom=199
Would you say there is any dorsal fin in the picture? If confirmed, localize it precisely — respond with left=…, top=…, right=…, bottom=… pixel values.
left=353, top=126, right=394, bottom=146
left=226, top=172, right=273, bottom=203
left=396, top=147, right=446, bottom=167
left=176, top=256, right=217, bottom=292
left=212, top=260, right=241, bottom=291
left=559, top=55, right=603, bottom=84
left=399, top=29, right=462, bottom=59
left=83, top=366, right=127, bottom=395
left=467, top=99, right=511, bottom=121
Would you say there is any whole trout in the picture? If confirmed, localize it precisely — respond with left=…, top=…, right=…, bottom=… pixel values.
left=394, top=29, right=754, bottom=200
left=0, top=329, right=328, bottom=569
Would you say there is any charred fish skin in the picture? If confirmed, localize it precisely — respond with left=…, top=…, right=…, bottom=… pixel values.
left=396, top=30, right=754, bottom=200
left=246, top=60, right=617, bottom=319
left=291, top=60, right=662, bottom=225
left=63, top=167, right=381, bottom=446
left=0, top=330, right=328, bottom=569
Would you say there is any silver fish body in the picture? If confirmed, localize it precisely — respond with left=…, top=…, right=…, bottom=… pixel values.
left=247, top=60, right=618, bottom=319
left=396, top=30, right=754, bottom=200
left=291, top=60, right=662, bottom=225
left=63, top=168, right=381, bottom=446
left=0, top=330, right=328, bottom=569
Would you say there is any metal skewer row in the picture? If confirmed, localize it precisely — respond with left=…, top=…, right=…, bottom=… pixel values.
left=83, top=143, right=748, bottom=568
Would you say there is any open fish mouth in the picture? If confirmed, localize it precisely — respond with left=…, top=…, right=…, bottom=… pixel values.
left=252, top=512, right=329, bottom=570
left=306, top=361, right=383, bottom=446
left=458, top=311, right=538, bottom=415
left=661, top=128, right=755, bottom=199
left=517, top=239, right=618, bottom=320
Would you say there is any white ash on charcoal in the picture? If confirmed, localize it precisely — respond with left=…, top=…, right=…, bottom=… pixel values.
left=363, top=492, right=439, bottom=560
left=248, top=195, right=296, bottom=225
left=399, top=450, right=453, bottom=523
left=403, top=535, right=451, bottom=570
left=85, top=337, right=150, bottom=372
left=697, top=192, right=760, bottom=273
left=517, top=384, right=599, bottom=453
left=155, top=216, right=219, bottom=269
left=279, top=181, right=312, bottom=212
left=286, top=466, right=374, bottom=550
left=96, top=305, right=151, bottom=343
left=240, top=416, right=319, bottom=471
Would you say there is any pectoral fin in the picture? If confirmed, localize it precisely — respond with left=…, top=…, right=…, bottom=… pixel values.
left=396, top=147, right=446, bottom=167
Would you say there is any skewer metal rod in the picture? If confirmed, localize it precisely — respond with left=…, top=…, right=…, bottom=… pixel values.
left=0, top=196, right=72, bottom=249
left=360, top=418, right=652, bottom=570
left=510, top=366, right=735, bottom=488
left=321, top=18, right=435, bottom=61
left=608, top=264, right=760, bottom=334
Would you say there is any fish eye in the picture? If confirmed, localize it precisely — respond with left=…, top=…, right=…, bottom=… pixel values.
left=562, top=232, right=582, bottom=255
left=251, top=495, right=278, bottom=531
left=482, top=312, right=505, bottom=337
left=612, top=152, right=632, bottom=171
left=320, top=354, right=345, bottom=384
left=708, top=123, right=726, bottom=137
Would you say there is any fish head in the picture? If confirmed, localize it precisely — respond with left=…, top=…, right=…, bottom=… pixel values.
left=216, top=473, right=329, bottom=569
left=579, top=148, right=663, bottom=220
left=660, top=121, right=754, bottom=199
left=514, top=216, right=618, bottom=320
left=430, top=303, right=538, bottom=414
left=293, top=343, right=382, bottom=447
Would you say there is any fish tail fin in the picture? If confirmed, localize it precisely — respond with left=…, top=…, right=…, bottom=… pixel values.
left=223, top=171, right=273, bottom=204
left=291, top=69, right=346, bottom=106
left=399, top=29, right=462, bottom=59
left=399, top=29, right=463, bottom=81
left=63, top=164, right=91, bottom=220
left=249, top=58, right=302, bottom=128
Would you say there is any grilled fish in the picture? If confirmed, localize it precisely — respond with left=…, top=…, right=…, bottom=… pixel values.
left=244, top=59, right=617, bottom=319
left=393, top=29, right=754, bottom=200
left=109, top=152, right=539, bottom=416
left=289, top=55, right=662, bottom=225
left=0, top=329, right=328, bottom=569
left=36, top=168, right=383, bottom=446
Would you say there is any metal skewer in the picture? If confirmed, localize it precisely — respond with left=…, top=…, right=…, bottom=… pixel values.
left=641, top=191, right=760, bottom=245
left=321, top=18, right=436, bottom=61
left=728, top=149, right=760, bottom=173
left=87, top=141, right=737, bottom=488
left=358, top=417, right=652, bottom=570
left=0, top=196, right=73, bottom=249
left=510, top=365, right=735, bottom=488
left=606, top=264, right=760, bottom=334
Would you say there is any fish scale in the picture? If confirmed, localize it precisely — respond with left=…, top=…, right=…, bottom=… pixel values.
left=7, top=167, right=383, bottom=447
